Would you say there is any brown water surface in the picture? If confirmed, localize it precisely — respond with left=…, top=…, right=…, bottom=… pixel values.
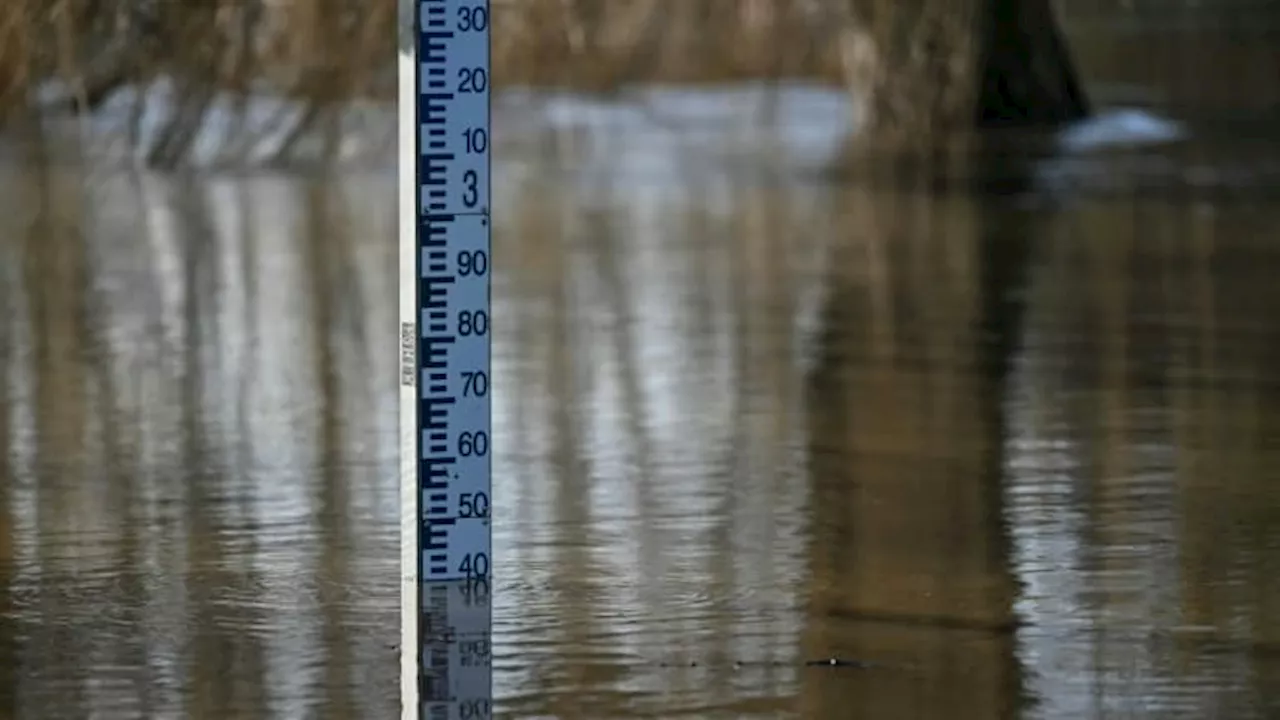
left=4, top=6, right=1280, bottom=719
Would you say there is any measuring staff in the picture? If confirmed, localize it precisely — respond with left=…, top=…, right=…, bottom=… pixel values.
left=399, top=1, right=493, bottom=718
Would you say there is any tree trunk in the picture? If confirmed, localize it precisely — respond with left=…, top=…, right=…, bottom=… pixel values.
left=976, top=0, right=1090, bottom=128
left=835, top=0, right=1089, bottom=158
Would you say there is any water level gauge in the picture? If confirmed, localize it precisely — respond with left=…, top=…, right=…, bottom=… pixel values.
left=399, top=1, right=493, bottom=718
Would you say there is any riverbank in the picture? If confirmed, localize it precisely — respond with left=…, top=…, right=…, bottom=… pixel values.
left=5, top=1, right=1275, bottom=115
left=2, top=0, right=1274, bottom=176
left=1, top=0, right=848, bottom=118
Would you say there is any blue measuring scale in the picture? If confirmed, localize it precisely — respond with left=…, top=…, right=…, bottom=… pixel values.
left=399, top=1, right=492, bottom=719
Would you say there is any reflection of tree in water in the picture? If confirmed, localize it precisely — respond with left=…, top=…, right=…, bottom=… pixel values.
left=0, top=156, right=402, bottom=715
left=1156, top=210, right=1280, bottom=715
left=501, top=181, right=613, bottom=716
left=301, top=173, right=358, bottom=719
left=0, top=369, right=9, bottom=718
left=799, top=148, right=1039, bottom=718
left=18, top=136, right=92, bottom=717
left=0, top=149, right=21, bottom=720
left=168, top=173, right=272, bottom=717
left=497, top=173, right=818, bottom=714
left=543, top=198, right=617, bottom=717
left=1003, top=191, right=1280, bottom=716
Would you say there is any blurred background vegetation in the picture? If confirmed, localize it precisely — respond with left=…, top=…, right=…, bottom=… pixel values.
left=3, top=0, right=1273, bottom=167
left=0, top=0, right=835, bottom=113
left=0, top=0, right=1072, bottom=166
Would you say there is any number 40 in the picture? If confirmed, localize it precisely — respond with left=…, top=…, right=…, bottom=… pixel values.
left=459, top=552, right=489, bottom=578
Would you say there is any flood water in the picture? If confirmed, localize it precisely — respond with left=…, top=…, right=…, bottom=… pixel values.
left=4, top=6, right=1280, bottom=720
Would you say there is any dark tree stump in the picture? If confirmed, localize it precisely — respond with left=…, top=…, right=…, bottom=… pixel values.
left=833, top=0, right=1090, bottom=163
left=976, top=0, right=1090, bottom=127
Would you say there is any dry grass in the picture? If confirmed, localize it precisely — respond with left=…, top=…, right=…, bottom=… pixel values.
left=0, top=0, right=399, bottom=165
left=0, top=0, right=398, bottom=103
left=0, top=0, right=1052, bottom=166
left=0, top=0, right=850, bottom=113
left=0, top=0, right=862, bottom=166
left=492, top=0, right=848, bottom=89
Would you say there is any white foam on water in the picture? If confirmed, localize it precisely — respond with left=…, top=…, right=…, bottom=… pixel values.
left=1055, top=108, right=1188, bottom=152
